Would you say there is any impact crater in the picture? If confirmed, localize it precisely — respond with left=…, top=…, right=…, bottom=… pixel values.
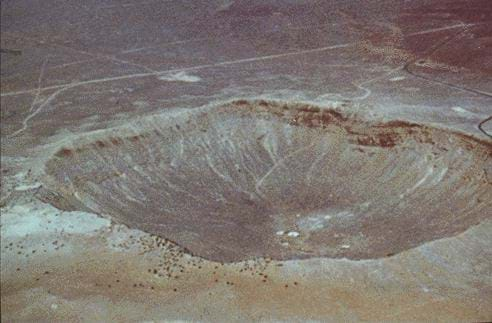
left=43, top=100, right=492, bottom=262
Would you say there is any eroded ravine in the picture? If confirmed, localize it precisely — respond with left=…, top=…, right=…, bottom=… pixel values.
left=42, top=100, right=492, bottom=262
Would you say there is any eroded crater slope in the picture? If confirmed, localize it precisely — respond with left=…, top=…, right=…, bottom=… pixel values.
left=43, top=100, right=492, bottom=262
